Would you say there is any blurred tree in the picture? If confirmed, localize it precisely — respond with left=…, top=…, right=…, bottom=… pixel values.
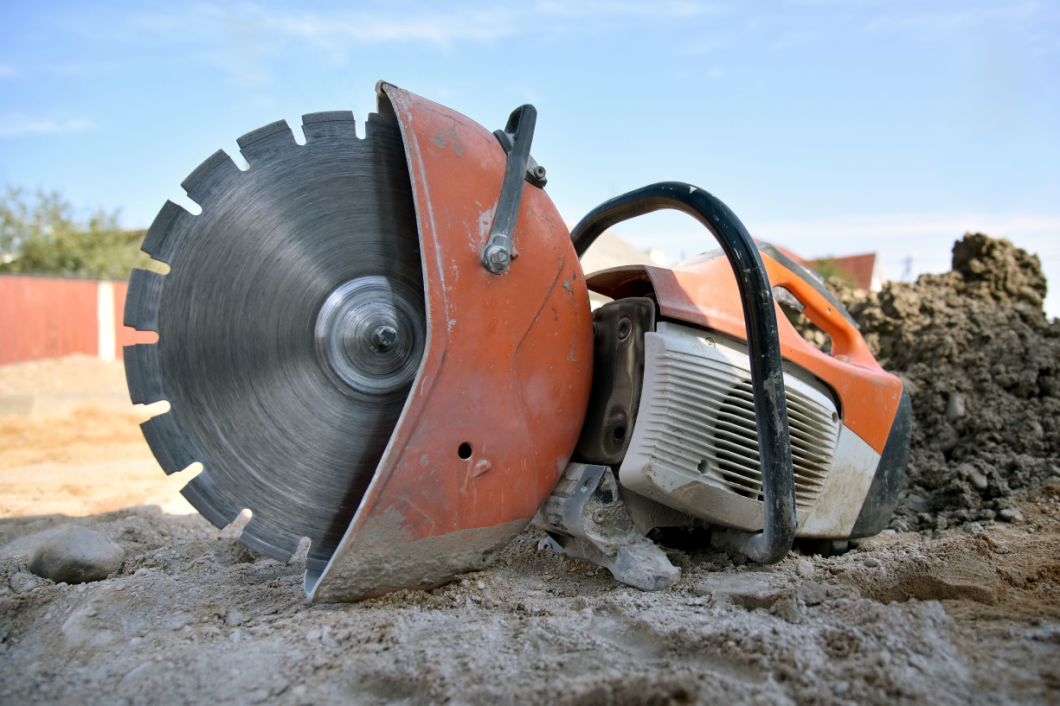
left=0, top=186, right=159, bottom=280
left=809, top=257, right=858, bottom=289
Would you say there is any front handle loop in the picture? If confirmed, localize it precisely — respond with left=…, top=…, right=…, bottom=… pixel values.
left=571, top=182, right=797, bottom=564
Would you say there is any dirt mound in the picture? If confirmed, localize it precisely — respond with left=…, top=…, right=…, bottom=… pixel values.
left=840, top=234, right=1060, bottom=531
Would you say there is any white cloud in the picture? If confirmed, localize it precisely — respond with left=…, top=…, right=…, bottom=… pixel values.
left=532, top=1, right=711, bottom=19
left=119, top=3, right=523, bottom=85
left=0, top=116, right=96, bottom=138
left=122, top=1, right=721, bottom=86
left=265, top=9, right=516, bottom=45
left=864, top=2, right=1048, bottom=41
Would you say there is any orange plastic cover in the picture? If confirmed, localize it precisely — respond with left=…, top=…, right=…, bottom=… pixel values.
left=587, top=252, right=903, bottom=454
left=309, top=84, right=593, bottom=602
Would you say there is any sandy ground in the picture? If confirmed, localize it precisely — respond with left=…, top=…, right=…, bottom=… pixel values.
left=0, top=356, right=191, bottom=517
left=0, top=356, right=1057, bottom=704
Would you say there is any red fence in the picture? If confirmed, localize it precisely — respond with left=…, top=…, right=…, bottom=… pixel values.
left=0, top=275, right=154, bottom=366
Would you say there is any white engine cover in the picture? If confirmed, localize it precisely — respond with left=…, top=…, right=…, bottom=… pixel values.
left=619, top=322, right=881, bottom=538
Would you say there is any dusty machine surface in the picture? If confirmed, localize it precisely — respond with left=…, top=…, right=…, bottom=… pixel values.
left=124, top=82, right=910, bottom=601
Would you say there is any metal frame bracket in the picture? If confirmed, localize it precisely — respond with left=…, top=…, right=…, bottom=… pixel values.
left=534, top=463, right=681, bottom=591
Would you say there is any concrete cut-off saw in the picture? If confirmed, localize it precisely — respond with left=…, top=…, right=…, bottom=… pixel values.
left=124, top=82, right=911, bottom=602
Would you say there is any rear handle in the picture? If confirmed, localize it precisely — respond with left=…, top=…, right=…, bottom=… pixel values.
left=571, top=182, right=796, bottom=564
left=764, top=257, right=876, bottom=366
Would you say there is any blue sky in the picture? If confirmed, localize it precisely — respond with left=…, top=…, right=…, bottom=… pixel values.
left=2, top=1, right=1058, bottom=314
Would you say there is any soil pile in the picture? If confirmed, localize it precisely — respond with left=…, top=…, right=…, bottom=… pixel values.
left=840, top=234, right=1060, bottom=530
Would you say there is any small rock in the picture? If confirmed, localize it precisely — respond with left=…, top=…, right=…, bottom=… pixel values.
left=28, top=526, right=124, bottom=584
left=795, top=558, right=815, bottom=578
left=224, top=609, right=244, bottom=627
left=862, top=557, right=881, bottom=568
left=703, top=574, right=791, bottom=610
left=770, top=594, right=802, bottom=623
left=945, top=392, right=966, bottom=421
left=8, top=572, right=40, bottom=593
left=61, top=602, right=120, bottom=650
left=165, top=613, right=192, bottom=631
left=998, top=508, right=1023, bottom=523
left=958, top=463, right=989, bottom=491
left=798, top=582, right=828, bottom=606
left=905, top=493, right=930, bottom=512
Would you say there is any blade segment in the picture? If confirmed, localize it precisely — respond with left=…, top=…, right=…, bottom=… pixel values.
left=302, top=111, right=357, bottom=142
left=141, top=412, right=199, bottom=475
left=237, top=120, right=297, bottom=165
left=239, top=515, right=302, bottom=563
left=181, top=471, right=244, bottom=530
left=124, top=268, right=163, bottom=331
left=181, top=149, right=242, bottom=206
left=142, top=200, right=192, bottom=264
left=125, top=343, right=164, bottom=405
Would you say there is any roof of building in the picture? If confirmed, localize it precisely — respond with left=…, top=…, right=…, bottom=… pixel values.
left=807, top=252, right=879, bottom=290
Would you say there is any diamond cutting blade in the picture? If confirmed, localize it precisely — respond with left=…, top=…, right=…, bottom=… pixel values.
left=124, top=110, right=425, bottom=571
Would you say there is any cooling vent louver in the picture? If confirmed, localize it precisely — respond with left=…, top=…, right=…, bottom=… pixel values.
left=626, top=323, right=841, bottom=517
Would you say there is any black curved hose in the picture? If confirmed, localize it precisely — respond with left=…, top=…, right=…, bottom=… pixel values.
left=571, top=181, right=796, bottom=563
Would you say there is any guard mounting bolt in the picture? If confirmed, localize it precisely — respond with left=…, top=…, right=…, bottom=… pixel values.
left=483, top=240, right=512, bottom=274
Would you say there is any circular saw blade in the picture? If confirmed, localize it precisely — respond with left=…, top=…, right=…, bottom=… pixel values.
left=125, top=111, right=424, bottom=570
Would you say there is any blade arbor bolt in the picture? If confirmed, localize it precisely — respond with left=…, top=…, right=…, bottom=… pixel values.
left=370, top=324, right=399, bottom=352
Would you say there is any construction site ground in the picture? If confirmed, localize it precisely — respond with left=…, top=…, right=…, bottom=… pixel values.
left=0, top=354, right=1057, bottom=705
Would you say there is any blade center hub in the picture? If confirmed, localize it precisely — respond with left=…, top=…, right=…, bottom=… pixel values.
left=315, top=276, right=425, bottom=396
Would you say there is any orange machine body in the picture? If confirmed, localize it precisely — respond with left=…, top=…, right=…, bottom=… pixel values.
left=309, top=84, right=594, bottom=601
left=586, top=252, right=904, bottom=456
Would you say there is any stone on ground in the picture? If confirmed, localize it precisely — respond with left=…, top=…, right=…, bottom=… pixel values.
left=27, top=525, right=124, bottom=584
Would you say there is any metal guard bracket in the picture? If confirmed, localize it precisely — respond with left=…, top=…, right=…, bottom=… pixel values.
left=493, top=130, right=547, bottom=188
left=533, top=463, right=680, bottom=591
left=482, top=104, right=545, bottom=275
